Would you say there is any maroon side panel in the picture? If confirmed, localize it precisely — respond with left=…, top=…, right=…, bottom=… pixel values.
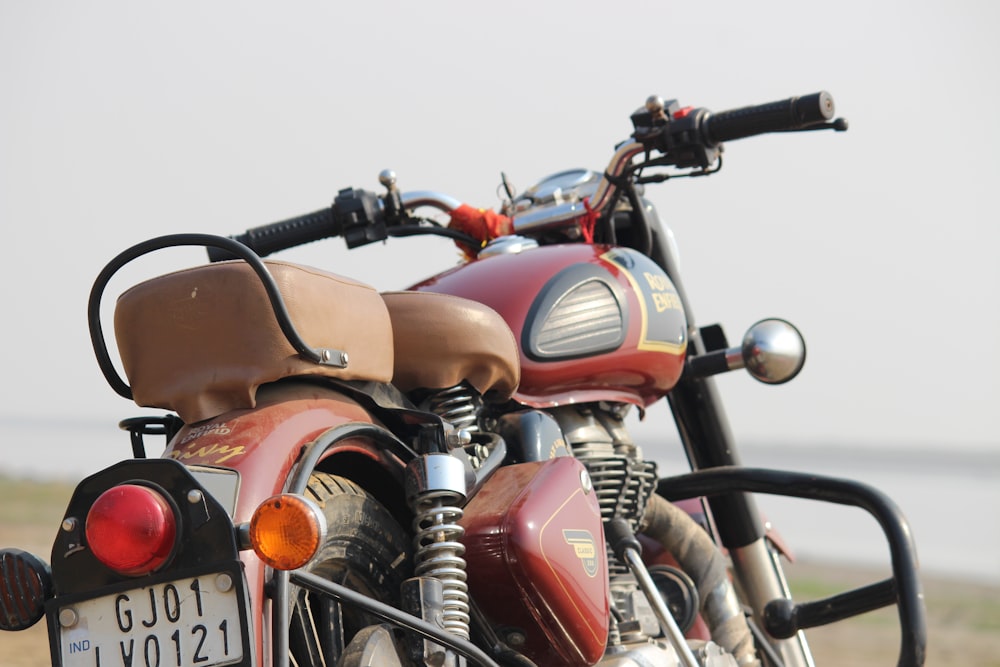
left=462, top=457, right=609, bottom=666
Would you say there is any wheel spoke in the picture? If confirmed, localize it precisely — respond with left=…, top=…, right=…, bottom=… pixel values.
left=289, top=589, right=325, bottom=667
left=285, top=472, right=411, bottom=667
left=318, top=593, right=346, bottom=667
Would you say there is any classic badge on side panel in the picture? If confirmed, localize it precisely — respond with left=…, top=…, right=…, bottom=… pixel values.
left=562, top=530, right=599, bottom=577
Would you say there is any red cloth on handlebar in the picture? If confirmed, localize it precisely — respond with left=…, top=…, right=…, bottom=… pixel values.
left=448, top=204, right=513, bottom=258
left=580, top=197, right=599, bottom=243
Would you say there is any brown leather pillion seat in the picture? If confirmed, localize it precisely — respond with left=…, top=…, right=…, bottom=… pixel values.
left=114, top=260, right=394, bottom=424
left=381, top=291, right=520, bottom=400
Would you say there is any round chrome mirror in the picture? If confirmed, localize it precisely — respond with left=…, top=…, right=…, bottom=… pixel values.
left=741, top=319, right=806, bottom=384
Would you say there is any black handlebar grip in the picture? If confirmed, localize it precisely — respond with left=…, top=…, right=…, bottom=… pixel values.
left=207, top=207, right=337, bottom=262
left=703, top=91, right=835, bottom=144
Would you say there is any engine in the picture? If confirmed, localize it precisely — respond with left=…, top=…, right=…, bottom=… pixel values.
left=548, top=405, right=664, bottom=639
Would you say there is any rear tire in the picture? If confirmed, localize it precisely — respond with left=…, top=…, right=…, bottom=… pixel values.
left=288, top=472, right=412, bottom=667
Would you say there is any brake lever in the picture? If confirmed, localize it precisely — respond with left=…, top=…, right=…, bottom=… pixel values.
left=633, top=157, right=723, bottom=185
left=776, top=117, right=849, bottom=133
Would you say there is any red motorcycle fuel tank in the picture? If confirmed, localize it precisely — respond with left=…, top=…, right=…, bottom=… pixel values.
left=461, top=456, right=609, bottom=666
left=409, top=244, right=687, bottom=407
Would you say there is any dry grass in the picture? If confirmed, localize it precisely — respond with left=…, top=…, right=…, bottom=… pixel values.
left=0, top=477, right=72, bottom=667
left=784, top=559, right=1000, bottom=666
left=2, top=476, right=997, bottom=666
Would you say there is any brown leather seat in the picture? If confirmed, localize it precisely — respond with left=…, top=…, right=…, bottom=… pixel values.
left=381, top=291, right=519, bottom=400
left=115, top=260, right=394, bottom=423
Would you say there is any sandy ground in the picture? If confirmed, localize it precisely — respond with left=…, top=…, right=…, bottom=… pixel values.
left=782, top=559, right=1000, bottom=666
left=1, top=477, right=997, bottom=666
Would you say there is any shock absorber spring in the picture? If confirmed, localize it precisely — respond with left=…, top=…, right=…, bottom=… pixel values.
left=406, top=453, right=471, bottom=642
left=412, top=489, right=470, bottom=639
left=424, top=382, right=481, bottom=432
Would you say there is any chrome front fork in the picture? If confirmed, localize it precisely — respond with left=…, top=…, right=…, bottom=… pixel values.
left=730, top=537, right=815, bottom=667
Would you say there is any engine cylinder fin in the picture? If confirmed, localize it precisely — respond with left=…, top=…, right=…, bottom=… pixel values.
left=574, top=451, right=657, bottom=533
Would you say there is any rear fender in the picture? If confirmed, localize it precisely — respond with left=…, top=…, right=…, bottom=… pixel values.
left=162, top=382, right=414, bottom=663
left=164, top=385, right=388, bottom=524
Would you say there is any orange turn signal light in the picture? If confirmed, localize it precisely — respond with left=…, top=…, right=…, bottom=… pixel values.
left=248, top=494, right=326, bottom=571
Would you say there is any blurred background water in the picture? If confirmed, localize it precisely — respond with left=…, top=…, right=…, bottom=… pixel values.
left=654, top=439, right=1000, bottom=585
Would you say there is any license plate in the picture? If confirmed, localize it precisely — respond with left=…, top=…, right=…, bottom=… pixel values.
left=58, top=573, right=245, bottom=667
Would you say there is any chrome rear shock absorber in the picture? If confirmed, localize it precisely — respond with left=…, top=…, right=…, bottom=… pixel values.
left=405, top=453, right=471, bottom=640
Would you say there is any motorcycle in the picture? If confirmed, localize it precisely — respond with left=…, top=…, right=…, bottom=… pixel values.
left=0, top=90, right=926, bottom=667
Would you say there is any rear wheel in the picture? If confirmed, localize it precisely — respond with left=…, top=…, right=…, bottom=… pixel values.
left=288, top=472, right=412, bottom=667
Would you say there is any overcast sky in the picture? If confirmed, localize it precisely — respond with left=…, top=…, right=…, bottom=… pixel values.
left=1, top=0, right=997, bottom=464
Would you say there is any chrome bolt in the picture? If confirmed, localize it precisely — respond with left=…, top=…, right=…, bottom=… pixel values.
left=645, top=95, right=665, bottom=113
left=378, top=169, right=398, bottom=189
left=59, top=607, right=78, bottom=628
left=61, top=518, right=77, bottom=532
left=339, top=351, right=349, bottom=367
left=580, top=469, right=593, bottom=494
left=506, top=631, right=526, bottom=647
left=445, top=429, right=472, bottom=450
left=187, top=489, right=204, bottom=505
left=215, top=573, right=234, bottom=593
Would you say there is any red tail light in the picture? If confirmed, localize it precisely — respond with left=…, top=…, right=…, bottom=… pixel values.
left=85, top=484, right=178, bottom=576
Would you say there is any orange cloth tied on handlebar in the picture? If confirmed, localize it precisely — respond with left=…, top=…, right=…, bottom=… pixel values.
left=448, top=204, right=513, bottom=259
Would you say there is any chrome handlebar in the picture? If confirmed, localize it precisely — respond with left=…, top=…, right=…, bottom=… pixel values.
left=398, top=139, right=647, bottom=238
left=511, top=140, right=644, bottom=235
left=399, top=191, right=463, bottom=213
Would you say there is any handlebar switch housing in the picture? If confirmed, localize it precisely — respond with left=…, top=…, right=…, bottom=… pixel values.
left=334, top=187, right=388, bottom=248
left=631, top=99, right=720, bottom=170
left=630, top=96, right=680, bottom=133
left=667, top=110, right=721, bottom=169
left=630, top=97, right=679, bottom=151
